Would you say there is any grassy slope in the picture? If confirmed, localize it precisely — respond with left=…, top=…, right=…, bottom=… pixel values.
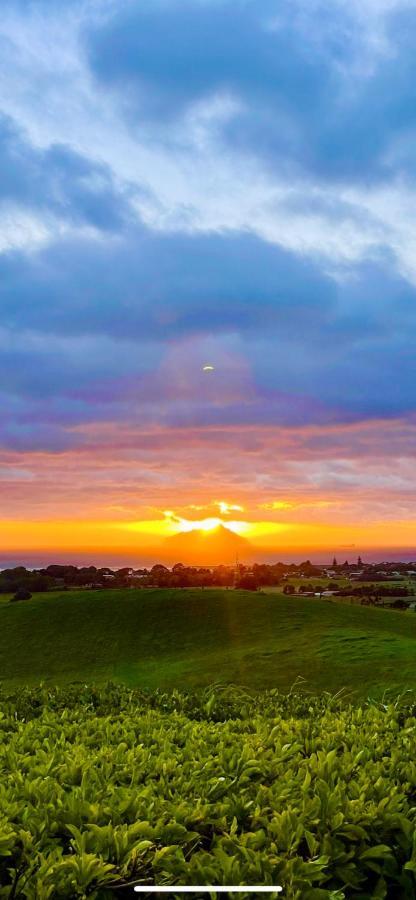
left=1, top=588, right=416, bottom=695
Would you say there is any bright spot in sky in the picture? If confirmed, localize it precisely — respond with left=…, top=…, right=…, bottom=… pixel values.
left=202, top=364, right=215, bottom=372
left=217, top=501, right=244, bottom=514
left=176, top=517, right=222, bottom=532
left=159, top=506, right=251, bottom=536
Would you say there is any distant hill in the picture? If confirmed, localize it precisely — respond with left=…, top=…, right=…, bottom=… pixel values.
left=163, top=524, right=251, bottom=565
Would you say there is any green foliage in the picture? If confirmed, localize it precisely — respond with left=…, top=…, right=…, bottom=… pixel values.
left=0, top=684, right=416, bottom=897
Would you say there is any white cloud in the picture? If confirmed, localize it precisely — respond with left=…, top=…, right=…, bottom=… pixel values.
left=290, top=457, right=416, bottom=491
left=0, top=208, right=50, bottom=253
left=0, top=204, right=110, bottom=254
left=0, top=0, right=415, bottom=283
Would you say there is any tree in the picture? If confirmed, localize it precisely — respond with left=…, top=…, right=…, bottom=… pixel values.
left=236, top=574, right=258, bottom=591
left=299, top=561, right=322, bottom=576
left=332, top=557, right=337, bottom=567
left=283, top=583, right=295, bottom=594
left=391, top=599, right=407, bottom=610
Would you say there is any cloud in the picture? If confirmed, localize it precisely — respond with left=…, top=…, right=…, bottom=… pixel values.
left=86, top=0, right=416, bottom=181
left=2, top=418, right=416, bottom=533
left=1, top=234, right=416, bottom=451
left=0, top=225, right=338, bottom=339
left=1, top=0, right=416, bottom=536
left=0, top=112, right=133, bottom=252
left=1, top=0, right=416, bottom=283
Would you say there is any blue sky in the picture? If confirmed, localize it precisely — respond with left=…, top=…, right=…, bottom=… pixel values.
left=1, top=0, right=416, bottom=555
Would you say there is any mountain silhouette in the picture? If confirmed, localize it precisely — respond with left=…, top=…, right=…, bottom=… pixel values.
left=164, top=524, right=251, bottom=565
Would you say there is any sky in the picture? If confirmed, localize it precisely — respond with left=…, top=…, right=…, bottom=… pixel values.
left=1, top=0, right=416, bottom=564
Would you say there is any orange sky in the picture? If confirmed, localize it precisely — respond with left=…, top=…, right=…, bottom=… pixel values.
left=1, top=415, right=416, bottom=563
left=1, top=516, right=416, bottom=555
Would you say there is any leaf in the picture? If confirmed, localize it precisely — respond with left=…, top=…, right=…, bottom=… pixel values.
left=360, top=845, right=393, bottom=860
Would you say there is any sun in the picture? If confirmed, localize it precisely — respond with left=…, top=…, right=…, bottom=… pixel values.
left=178, top=517, right=222, bottom=533
left=158, top=508, right=252, bottom=538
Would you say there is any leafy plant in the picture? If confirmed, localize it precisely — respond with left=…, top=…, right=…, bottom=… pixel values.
left=0, top=684, right=415, bottom=898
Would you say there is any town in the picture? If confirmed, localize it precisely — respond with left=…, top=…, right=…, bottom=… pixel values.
left=2, top=557, right=416, bottom=609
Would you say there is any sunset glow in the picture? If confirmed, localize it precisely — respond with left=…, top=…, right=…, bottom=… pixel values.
left=1, top=3, right=416, bottom=567
left=2, top=415, right=416, bottom=562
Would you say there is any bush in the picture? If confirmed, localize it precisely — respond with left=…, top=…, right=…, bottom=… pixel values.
left=283, top=583, right=295, bottom=594
left=236, top=574, right=258, bottom=591
left=0, top=684, right=416, bottom=897
left=10, top=588, right=32, bottom=602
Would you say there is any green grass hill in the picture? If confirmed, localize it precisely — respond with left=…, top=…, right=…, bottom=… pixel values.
left=1, top=587, right=416, bottom=695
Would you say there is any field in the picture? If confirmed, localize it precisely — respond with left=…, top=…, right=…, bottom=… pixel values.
left=2, top=589, right=416, bottom=898
left=2, top=684, right=416, bottom=898
left=281, top=576, right=415, bottom=590
left=1, top=587, right=416, bottom=696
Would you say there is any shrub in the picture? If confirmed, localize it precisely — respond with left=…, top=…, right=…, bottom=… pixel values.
left=283, top=583, right=295, bottom=594
left=236, top=574, right=258, bottom=591
left=10, top=588, right=32, bottom=602
left=0, top=685, right=416, bottom=897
